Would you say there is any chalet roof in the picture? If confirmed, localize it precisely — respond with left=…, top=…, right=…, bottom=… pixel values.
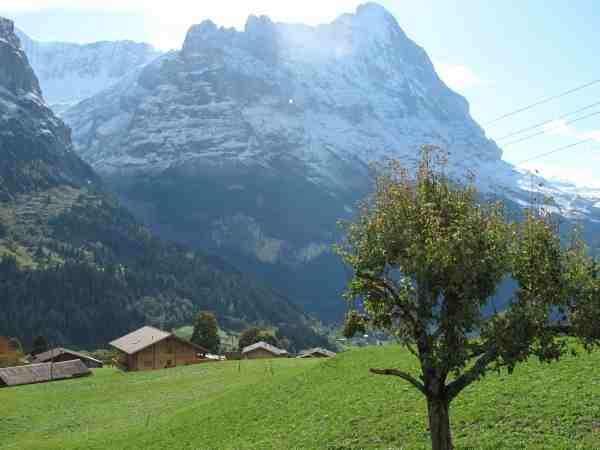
left=297, top=347, right=337, bottom=358
left=109, top=326, right=171, bottom=355
left=242, top=341, right=288, bottom=356
left=0, top=360, right=90, bottom=387
left=33, top=348, right=103, bottom=366
left=109, top=326, right=208, bottom=355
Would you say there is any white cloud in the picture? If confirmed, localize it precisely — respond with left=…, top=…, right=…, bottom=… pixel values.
left=521, top=161, right=600, bottom=190
left=542, top=119, right=600, bottom=142
left=432, top=60, right=492, bottom=91
left=513, top=121, right=600, bottom=190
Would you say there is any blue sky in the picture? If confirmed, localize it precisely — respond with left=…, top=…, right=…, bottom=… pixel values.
left=2, top=0, right=599, bottom=188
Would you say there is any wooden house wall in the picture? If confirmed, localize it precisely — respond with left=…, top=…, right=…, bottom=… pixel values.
left=128, top=337, right=200, bottom=371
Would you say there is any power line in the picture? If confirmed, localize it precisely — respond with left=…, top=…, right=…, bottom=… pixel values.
left=502, top=109, right=600, bottom=147
left=484, top=79, right=600, bottom=125
left=495, top=100, right=600, bottom=141
left=517, top=138, right=594, bottom=165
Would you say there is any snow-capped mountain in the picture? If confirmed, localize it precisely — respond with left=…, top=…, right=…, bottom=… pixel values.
left=15, top=28, right=161, bottom=113
left=1, top=16, right=328, bottom=349
left=60, top=3, right=600, bottom=319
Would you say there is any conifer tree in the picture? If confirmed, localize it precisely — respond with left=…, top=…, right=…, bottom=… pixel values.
left=191, top=311, right=220, bottom=354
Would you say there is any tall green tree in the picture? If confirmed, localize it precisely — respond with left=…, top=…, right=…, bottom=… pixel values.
left=238, top=327, right=279, bottom=351
left=336, top=148, right=600, bottom=450
left=191, top=312, right=220, bottom=354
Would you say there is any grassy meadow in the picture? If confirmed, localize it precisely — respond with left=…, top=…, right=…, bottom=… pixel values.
left=1, top=345, right=600, bottom=449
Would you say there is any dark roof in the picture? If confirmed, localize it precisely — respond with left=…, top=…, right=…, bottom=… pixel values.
left=109, top=326, right=208, bottom=355
left=242, top=341, right=288, bottom=356
left=0, top=360, right=90, bottom=387
left=33, top=348, right=103, bottom=365
left=297, top=347, right=336, bottom=358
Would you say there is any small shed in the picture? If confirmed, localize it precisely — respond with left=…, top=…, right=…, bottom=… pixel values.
left=0, top=360, right=91, bottom=387
left=109, top=326, right=208, bottom=371
left=33, top=348, right=104, bottom=368
left=297, top=347, right=337, bottom=358
left=242, top=341, right=289, bottom=359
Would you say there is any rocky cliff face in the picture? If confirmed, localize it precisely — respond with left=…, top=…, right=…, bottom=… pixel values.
left=62, top=3, right=600, bottom=320
left=15, top=28, right=160, bottom=113
left=0, top=18, right=99, bottom=201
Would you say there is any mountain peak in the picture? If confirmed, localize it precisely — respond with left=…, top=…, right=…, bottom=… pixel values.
left=0, top=16, right=41, bottom=97
left=244, top=15, right=279, bottom=62
left=0, top=17, right=16, bottom=43
left=182, top=19, right=232, bottom=57
left=356, top=2, right=395, bottom=19
left=245, top=14, right=275, bottom=32
left=351, top=2, right=405, bottom=43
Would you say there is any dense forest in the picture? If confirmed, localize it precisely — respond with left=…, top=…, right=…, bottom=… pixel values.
left=0, top=190, right=330, bottom=350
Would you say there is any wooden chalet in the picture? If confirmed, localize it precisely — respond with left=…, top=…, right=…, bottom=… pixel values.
left=32, top=347, right=103, bottom=368
left=297, top=347, right=336, bottom=358
left=0, top=360, right=90, bottom=388
left=241, top=341, right=289, bottom=359
left=109, top=326, right=208, bottom=371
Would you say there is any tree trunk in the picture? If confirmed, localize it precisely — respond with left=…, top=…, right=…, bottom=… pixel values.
left=427, top=396, right=453, bottom=450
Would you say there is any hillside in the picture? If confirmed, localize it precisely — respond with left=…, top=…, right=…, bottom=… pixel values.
left=2, top=346, right=600, bottom=449
left=0, top=17, right=327, bottom=351
left=60, top=3, right=600, bottom=321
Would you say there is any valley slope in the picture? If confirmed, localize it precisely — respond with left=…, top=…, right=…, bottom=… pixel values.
left=0, top=17, right=326, bottom=351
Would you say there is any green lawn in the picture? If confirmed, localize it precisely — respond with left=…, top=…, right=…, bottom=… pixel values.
left=1, top=346, right=600, bottom=449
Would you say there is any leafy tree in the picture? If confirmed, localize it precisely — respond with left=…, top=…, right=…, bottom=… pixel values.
left=258, top=331, right=279, bottom=348
left=191, top=311, right=220, bottom=353
left=31, top=335, right=48, bottom=356
left=238, top=327, right=279, bottom=351
left=336, top=148, right=600, bottom=450
left=238, top=327, right=260, bottom=350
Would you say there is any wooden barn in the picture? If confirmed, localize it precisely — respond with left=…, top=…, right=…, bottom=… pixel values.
left=297, top=347, right=337, bottom=358
left=242, top=341, right=289, bottom=359
left=0, top=360, right=91, bottom=388
left=33, top=348, right=104, bottom=368
left=109, top=326, right=208, bottom=372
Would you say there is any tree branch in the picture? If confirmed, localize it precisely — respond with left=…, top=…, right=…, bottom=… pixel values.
left=356, top=271, right=420, bottom=332
left=370, top=368, right=427, bottom=395
left=446, top=346, right=498, bottom=401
